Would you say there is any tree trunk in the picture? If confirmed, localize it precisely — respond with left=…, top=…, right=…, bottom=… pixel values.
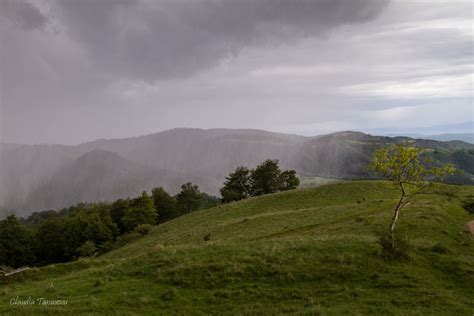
left=390, top=181, right=406, bottom=247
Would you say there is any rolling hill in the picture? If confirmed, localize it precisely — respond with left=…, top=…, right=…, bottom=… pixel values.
left=298, top=131, right=474, bottom=179
left=1, top=129, right=473, bottom=214
left=1, top=181, right=473, bottom=314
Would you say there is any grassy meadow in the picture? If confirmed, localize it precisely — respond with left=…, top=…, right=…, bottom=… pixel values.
left=1, top=181, right=473, bottom=315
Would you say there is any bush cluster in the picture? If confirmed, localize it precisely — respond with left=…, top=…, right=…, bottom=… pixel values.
left=220, top=159, right=300, bottom=203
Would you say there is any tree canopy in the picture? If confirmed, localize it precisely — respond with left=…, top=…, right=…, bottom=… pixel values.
left=122, top=191, right=157, bottom=232
left=220, top=160, right=300, bottom=203
left=371, top=143, right=455, bottom=250
left=220, top=166, right=251, bottom=202
left=152, top=187, right=179, bottom=223
left=176, top=183, right=202, bottom=213
left=0, top=184, right=217, bottom=268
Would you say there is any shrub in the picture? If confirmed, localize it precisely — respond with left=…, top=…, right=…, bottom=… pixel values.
left=97, top=241, right=114, bottom=253
left=431, top=243, right=451, bottom=254
left=76, top=241, right=97, bottom=257
left=462, top=200, right=474, bottom=214
left=114, top=232, right=141, bottom=248
left=93, top=278, right=104, bottom=288
left=160, top=288, right=178, bottom=301
left=135, top=224, right=153, bottom=235
left=376, top=231, right=411, bottom=261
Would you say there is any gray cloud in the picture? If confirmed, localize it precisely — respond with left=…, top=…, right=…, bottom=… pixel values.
left=54, top=0, right=389, bottom=81
left=0, top=0, right=47, bottom=30
left=1, top=0, right=472, bottom=145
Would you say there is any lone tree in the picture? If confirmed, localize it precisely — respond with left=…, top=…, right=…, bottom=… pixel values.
left=371, top=143, right=455, bottom=247
left=220, top=166, right=251, bottom=202
left=249, top=159, right=283, bottom=196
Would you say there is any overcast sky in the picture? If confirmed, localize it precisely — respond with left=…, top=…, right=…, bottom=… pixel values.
left=0, top=0, right=472, bottom=145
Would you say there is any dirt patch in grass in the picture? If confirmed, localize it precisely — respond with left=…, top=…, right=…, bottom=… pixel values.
left=466, top=220, right=474, bottom=238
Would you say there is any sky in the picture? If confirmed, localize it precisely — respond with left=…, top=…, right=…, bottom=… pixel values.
left=0, top=0, right=472, bottom=145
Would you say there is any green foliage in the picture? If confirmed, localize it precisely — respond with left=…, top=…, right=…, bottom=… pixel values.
left=199, top=193, right=221, bottom=209
left=153, top=186, right=218, bottom=220
left=110, top=199, right=130, bottom=234
left=135, top=224, right=153, bottom=235
left=122, top=192, right=157, bottom=232
left=249, top=159, right=282, bottom=196
left=220, top=160, right=300, bottom=202
left=97, top=241, right=114, bottom=253
left=0, top=186, right=219, bottom=268
left=35, top=217, right=67, bottom=264
left=114, top=231, right=141, bottom=248
left=371, top=144, right=456, bottom=185
left=371, top=143, right=456, bottom=250
left=279, top=170, right=300, bottom=191
left=0, top=215, right=35, bottom=268
left=152, top=187, right=179, bottom=223
left=160, top=288, right=178, bottom=301
left=176, top=183, right=202, bottom=214
left=93, top=278, right=104, bottom=288
left=376, top=230, right=411, bottom=261
left=76, top=241, right=97, bottom=257
left=461, top=200, right=474, bottom=214
left=22, top=210, right=57, bottom=226
left=64, top=210, right=116, bottom=258
left=30, top=203, right=117, bottom=264
left=220, top=166, right=251, bottom=202
left=431, top=243, right=451, bottom=255
left=452, top=149, right=474, bottom=174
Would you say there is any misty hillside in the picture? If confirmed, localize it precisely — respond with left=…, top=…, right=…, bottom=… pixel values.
left=77, top=128, right=308, bottom=177
left=298, top=131, right=474, bottom=178
left=21, top=149, right=215, bottom=212
left=1, top=129, right=473, bottom=214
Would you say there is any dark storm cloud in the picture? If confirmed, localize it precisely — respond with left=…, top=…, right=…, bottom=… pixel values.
left=55, top=0, right=389, bottom=81
left=0, top=0, right=47, bottom=30
left=3, top=0, right=470, bottom=145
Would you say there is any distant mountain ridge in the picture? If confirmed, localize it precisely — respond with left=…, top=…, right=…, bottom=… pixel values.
left=366, top=121, right=473, bottom=136
left=382, top=133, right=474, bottom=144
left=365, top=121, right=473, bottom=144
left=1, top=128, right=473, bottom=216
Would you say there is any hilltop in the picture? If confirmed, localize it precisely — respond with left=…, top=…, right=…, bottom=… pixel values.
left=1, top=129, right=473, bottom=215
left=1, top=181, right=473, bottom=314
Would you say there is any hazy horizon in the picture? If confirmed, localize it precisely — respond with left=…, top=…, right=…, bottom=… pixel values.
left=0, top=121, right=472, bottom=146
left=0, top=119, right=472, bottom=147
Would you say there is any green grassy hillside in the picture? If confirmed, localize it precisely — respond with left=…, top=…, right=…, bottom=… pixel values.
left=1, top=181, right=473, bottom=315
